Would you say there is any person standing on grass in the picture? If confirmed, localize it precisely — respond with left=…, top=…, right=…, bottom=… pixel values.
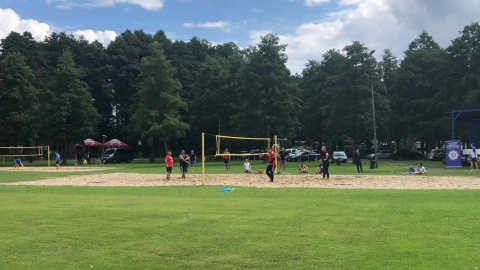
left=179, top=150, right=190, bottom=179
left=189, top=150, right=196, bottom=173
left=223, top=149, right=231, bottom=171
left=279, top=147, right=287, bottom=173
left=266, top=147, right=277, bottom=182
left=55, top=151, right=61, bottom=170
left=353, top=149, right=363, bottom=173
left=165, top=151, right=174, bottom=180
left=470, top=143, right=478, bottom=171
left=321, top=146, right=330, bottom=180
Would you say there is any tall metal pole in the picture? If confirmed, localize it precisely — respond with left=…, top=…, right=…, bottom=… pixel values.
left=371, top=80, right=378, bottom=168
left=369, top=49, right=378, bottom=169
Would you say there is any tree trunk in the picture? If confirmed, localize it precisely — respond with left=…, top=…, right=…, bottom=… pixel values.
left=61, top=140, right=67, bottom=165
left=163, top=141, right=169, bottom=154
left=149, top=144, right=155, bottom=163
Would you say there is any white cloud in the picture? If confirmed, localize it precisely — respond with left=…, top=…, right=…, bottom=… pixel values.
left=0, top=8, right=117, bottom=48
left=46, top=0, right=164, bottom=11
left=183, top=21, right=231, bottom=32
left=305, top=0, right=330, bottom=7
left=253, top=0, right=480, bottom=74
left=72, top=30, right=117, bottom=47
left=0, top=8, right=52, bottom=41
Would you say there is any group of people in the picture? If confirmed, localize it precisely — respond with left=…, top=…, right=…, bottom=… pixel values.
left=13, top=151, right=61, bottom=170
left=164, top=150, right=197, bottom=180
left=408, top=163, right=427, bottom=174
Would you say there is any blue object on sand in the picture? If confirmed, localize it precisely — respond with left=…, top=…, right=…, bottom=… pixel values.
left=220, top=187, right=235, bottom=192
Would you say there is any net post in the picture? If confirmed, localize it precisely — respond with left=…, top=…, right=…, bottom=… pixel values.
left=202, top=132, right=205, bottom=186
left=273, top=135, right=279, bottom=173
left=48, top=145, right=50, bottom=167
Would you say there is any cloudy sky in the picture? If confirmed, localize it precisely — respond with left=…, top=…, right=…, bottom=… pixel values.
left=1, top=0, right=479, bottom=73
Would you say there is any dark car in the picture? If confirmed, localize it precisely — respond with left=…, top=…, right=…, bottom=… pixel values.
left=366, top=150, right=391, bottom=159
left=391, top=149, right=423, bottom=160
left=331, top=151, right=348, bottom=164
left=101, top=148, right=134, bottom=164
left=427, top=149, right=446, bottom=161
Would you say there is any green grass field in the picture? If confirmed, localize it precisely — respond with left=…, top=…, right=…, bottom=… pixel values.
left=1, top=159, right=479, bottom=269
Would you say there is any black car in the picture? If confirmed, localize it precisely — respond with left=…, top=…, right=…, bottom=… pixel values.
left=101, top=148, right=134, bottom=163
left=427, top=149, right=446, bottom=161
left=391, top=149, right=423, bottom=160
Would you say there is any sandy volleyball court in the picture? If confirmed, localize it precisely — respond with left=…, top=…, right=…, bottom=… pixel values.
left=2, top=166, right=480, bottom=189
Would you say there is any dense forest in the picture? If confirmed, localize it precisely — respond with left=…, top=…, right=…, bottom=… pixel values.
left=1, top=22, right=480, bottom=162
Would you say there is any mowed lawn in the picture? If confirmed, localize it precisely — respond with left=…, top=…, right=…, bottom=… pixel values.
left=1, top=160, right=480, bottom=269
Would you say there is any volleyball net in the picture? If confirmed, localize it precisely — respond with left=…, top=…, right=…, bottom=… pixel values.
left=0, top=146, right=49, bottom=164
left=201, top=133, right=279, bottom=184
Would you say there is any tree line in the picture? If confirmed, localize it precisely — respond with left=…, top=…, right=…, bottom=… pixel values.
left=1, top=22, right=480, bottom=162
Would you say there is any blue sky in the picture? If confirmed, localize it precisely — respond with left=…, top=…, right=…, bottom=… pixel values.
left=1, top=0, right=480, bottom=73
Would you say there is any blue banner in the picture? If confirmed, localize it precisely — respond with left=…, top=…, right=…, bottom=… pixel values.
left=445, top=140, right=462, bottom=168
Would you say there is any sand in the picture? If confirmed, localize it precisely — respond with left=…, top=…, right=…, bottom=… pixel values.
left=2, top=166, right=480, bottom=189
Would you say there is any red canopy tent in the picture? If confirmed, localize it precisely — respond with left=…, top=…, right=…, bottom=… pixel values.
left=84, top=138, right=103, bottom=147
left=104, top=139, right=129, bottom=148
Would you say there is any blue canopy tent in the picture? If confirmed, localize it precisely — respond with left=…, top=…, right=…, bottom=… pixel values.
left=451, top=108, right=480, bottom=146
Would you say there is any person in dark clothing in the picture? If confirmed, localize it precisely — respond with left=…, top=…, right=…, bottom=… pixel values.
left=189, top=150, right=196, bottom=173
left=179, top=150, right=190, bottom=179
left=279, top=147, right=287, bottom=173
left=76, top=151, right=82, bottom=165
left=353, top=149, right=363, bottom=173
left=321, top=146, right=330, bottom=179
left=266, top=148, right=277, bottom=182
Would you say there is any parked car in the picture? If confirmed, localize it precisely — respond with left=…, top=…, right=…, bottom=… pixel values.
left=287, top=151, right=321, bottom=162
left=361, top=149, right=374, bottom=157
left=302, top=151, right=321, bottom=162
left=287, top=151, right=302, bottom=162
left=391, top=149, right=423, bottom=160
left=101, top=148, right=134, bottom=164
left=285, top=148, right=300, bottom=155
left=366, top=150, right=391, bottom=159
left=331, top=151, right=348, bottom=164
left=427, top=149, right=446, bottom=161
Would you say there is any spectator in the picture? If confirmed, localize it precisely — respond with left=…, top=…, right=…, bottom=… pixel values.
left=470, top=143, right=478, bottom=171
left=298, top=161, right=308, bottom=173
left=243, top=159, right=252, bottom=173
left=353, top=149, right=363, bottom=173
left=414, top=163, right=426, bottom=174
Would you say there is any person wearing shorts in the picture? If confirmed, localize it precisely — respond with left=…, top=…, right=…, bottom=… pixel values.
left=165, top=151, right=174, bottom=180
left=266, top=148, right=277, bottom=182
left=223, top=149, right=231, bottom=171
left=470, top=143, right=478, bottom=171
left=179, top=150, right=190, bottom=179
left=13, top=157, right=24, bottom=169
left=189, top=150, right=196, bottom=173
left=55, top=151, right=61, bottom=170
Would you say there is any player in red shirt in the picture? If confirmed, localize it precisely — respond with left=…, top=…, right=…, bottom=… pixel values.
left=223, top=149, right=231, bottom=171
left=266, top=147, right=277, bottom=182
left=165, top=151, right=174, bottom=180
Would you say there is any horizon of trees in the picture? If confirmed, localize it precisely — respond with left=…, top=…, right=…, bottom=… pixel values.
left=1, top=22, right=480, bottom=162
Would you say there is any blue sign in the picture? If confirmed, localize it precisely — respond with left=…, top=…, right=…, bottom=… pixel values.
left=445, top=140, right=462, bottom=168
